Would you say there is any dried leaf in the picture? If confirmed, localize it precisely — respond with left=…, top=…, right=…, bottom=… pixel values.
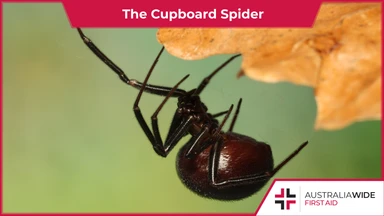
left=157, top=3, right=382, bottom=130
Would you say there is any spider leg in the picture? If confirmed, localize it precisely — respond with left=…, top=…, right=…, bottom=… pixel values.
left=184, top=126, right=210, bottom=158
left=209, top=140, right=309, bottom=187
left=135, top=109, right=192, bottom=157
left=149, top=73, right=197, bottom=156
left=151, top=74, right=189, bottom=146
left=134, top=73, right=190, bottom=157
left=228, top=98, right=243, bottom=132
left=134, top=95, right=192, bottom=157
left=212, top=110, right=229, bottom=118
left=213, top=104, right=234, bottom=137
left=130, top=37, right=190, bottom=157
left=163, top=115, right=194, bottom=154
left=193, top=54, right=241, bottom=96
left=184, top=104, right=234, bottom=159
left=165, top=110, right=184, bottom=144
left=77, top=28, right=186, bottom=97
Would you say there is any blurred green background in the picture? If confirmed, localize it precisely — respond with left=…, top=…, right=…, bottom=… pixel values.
left=3, top=3, right=381, bottom=213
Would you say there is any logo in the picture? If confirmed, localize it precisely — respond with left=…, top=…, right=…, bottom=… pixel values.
left=274, top=188, right=296, bottom=210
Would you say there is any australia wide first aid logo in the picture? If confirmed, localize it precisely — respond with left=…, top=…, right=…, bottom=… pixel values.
left=257, top=181, right=384, bottom=216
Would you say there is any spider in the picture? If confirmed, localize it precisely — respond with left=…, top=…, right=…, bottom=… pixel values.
left=77, top=28, right=309, bottom=201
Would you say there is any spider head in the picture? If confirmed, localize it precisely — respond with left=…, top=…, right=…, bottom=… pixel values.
left=177, top=90, right=208, bottom=116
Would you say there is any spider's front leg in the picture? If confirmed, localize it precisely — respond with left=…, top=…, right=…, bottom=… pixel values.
left=77, top=29, right=187, bottom=97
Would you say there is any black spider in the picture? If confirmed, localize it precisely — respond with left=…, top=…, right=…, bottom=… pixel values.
left=77, top=28, right=308, bottom=201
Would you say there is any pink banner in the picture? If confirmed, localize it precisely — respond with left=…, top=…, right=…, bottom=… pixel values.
left=62, top=0, right=324, bottom=27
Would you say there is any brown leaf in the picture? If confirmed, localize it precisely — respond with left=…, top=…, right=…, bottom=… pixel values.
left=157, top=3, right=382, bottom=130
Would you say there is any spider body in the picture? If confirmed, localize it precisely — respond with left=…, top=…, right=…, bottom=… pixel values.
left=177, top=92, right=214, bottom=126
left=77, top=28, right=308, bottom=200
left=177, top=132, right=274, bottom=200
